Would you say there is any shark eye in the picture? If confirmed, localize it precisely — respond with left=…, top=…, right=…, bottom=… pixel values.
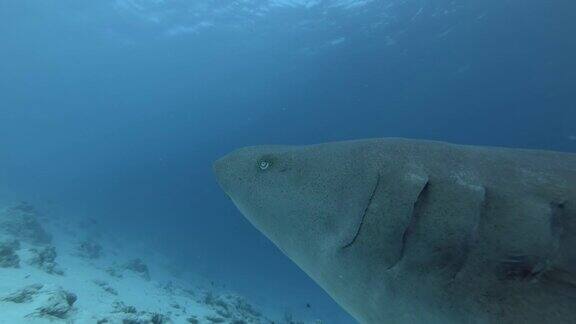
left=258, top=160, right=271, bottom=170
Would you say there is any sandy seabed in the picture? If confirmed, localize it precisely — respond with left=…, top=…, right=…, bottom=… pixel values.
left=0, top=202, right=316, bottom=324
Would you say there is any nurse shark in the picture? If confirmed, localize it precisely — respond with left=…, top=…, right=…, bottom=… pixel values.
left=213, top=138, right=576, bottom=323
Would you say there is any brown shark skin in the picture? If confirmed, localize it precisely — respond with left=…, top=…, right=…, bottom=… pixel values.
left=214, top=138, right=576, bottom=324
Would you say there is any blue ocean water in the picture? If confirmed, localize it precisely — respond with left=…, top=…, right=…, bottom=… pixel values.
left=0, top=0, right=574, bottom=322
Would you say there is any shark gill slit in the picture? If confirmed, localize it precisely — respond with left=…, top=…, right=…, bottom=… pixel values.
left=342, top=173, right=381, bottom=249
left=536, top=201, right=567, bottom=276
left=550, top=201, right=566, bottom=247
left=388, top=180, right=430, bottom=269
left=498, top=201, right=568, bottom=282
left=452, top=186, right=487, bottom=280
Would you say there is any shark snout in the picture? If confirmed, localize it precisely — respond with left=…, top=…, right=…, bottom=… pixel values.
left=213, top=155, right=234, bottom=194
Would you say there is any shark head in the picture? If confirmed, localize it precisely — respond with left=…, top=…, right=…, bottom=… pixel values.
left=213, top=142, right=378, bottom=276
left=213, top=139, right=446, bottom=323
